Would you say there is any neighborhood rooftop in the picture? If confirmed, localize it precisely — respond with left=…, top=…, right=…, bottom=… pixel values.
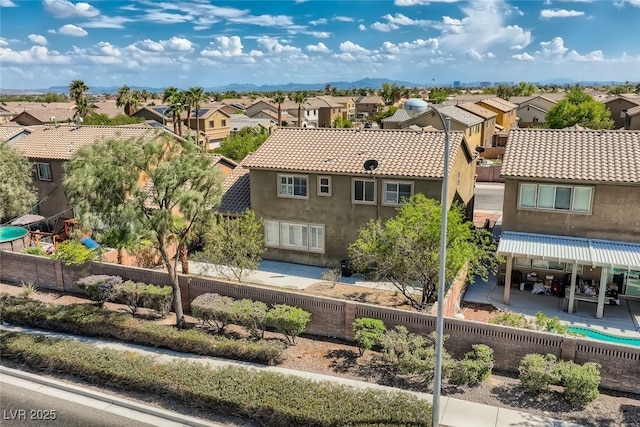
left=501, top=128, right=640, bottom=183
left=242, top=127, right=466, bottom=178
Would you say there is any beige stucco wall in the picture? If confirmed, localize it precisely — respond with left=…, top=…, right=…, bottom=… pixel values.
left=605, top=98, right=638, bottom=129
left=626, top=114, right=640, bottom=130
left=502, top=179, right=640, bottom=242
left=30, top=159, right=73, bottom=222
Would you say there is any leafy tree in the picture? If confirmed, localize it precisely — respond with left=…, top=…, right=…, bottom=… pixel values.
left=333, top=116, right=353, bottom=128
left=513, top=82, right=537, bottom=96
left=214, top=128, right=268, bottom=162
left=64, top=134, right=223, bottom=328
left=375, top=106, right=398, bottom=127
left=496, top=84, right=513, bottom=100
left=380, top=82, right=399, bottom=105
left=51, top=239, right=97, bottom=266
left=348, top=194, right=497, bottom=310
left=82, top=113, right=144, bottom=126
left=546, top=88, right=614, bottom=129
left=428, top=89, right=447, bottom=104
left=0, top=142, right=36, bottom=220
left=197, top=211, right=265, bottom=283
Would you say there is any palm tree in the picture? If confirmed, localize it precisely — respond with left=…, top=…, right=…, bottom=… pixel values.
left=294, top=92, right=306, bottom=127
left=188, top=87, right=206, bottom=146
left=163, top=86, right=182, bottom=135
left=273, top=91, right=285, bottom=127
left=115, top=85, right=141, bottom=115
left=69, top=79, right=89, bottom=105
left=73, top=97, right=96, bottom=119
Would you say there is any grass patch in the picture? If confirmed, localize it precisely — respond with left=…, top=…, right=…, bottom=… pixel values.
left=1, top=331, right=432, bottom=427
left=0, top=295, right=284, bottom=365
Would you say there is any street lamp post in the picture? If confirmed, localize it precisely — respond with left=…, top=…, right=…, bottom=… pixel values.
left=430, top=106, right=451, bottom=427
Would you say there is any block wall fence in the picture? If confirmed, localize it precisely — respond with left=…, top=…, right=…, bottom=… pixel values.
left=1, top=250, right=639, bottom=394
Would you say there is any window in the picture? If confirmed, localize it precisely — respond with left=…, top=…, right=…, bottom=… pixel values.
left=514, top=257, right=530, bottom=268
left=518, top=184, right=592, bottom=213
left=265, top=221, right=324, bottom=253
left=278, top=174, right=308, bottom=198
left=564, top=264, right=584, bottom=274
left=383, top=181, right=412, bottom=205
left=36, top=162, right=52, bottom=181
left=221, top=119, right=226, bottom=126
left=353, top=179, right=375, bottom=203
left=209, top=120, right=214, bottom=128
left=317, top=176, right=331, bottom=196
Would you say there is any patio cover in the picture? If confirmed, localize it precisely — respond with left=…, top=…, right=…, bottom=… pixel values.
left=497, top=231, right=640, bottom=271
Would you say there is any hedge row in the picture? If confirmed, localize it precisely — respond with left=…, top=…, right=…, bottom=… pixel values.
left=0, top=295, right=284, bottom=365
left=0, top=331, right=432, bottom=427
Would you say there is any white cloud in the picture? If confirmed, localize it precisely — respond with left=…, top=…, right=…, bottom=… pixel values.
left=309, top=18, right=327, bottom=25
left=59, top=24, right=88, bottom=37
left=0, top=0, right=17, bottom=6
left=540, top=9, right=585, bottom=19
left=0, top=45, right=70, bottom=64
left=96, top=41, right=120, bottom=57
left=134, top=39, right=164, bottom=53
left=394, top=0, right=459, bottom=5
left=256, top=36, right=302, bottom=53
left=512, top=52, right=534, bottom=61
left=81, top=16, right=129, bottom=28
left=164, top=37, right=194, bottom=52
left=339, top=41, right=369, bottom=54
left=28, top=34, right=48, bottom=45
left=333, top=16, right=354, bottom=22
left=201, top=36, right=245, bottom=57
left=306, top=42, right=330, bottom=53
left=371, top=13, right=431, bottom=32
left=0, top=38, right=9, bottom=46
left=538, top=37, right=568, bottom=58
left=396, top=38, right=439, bottom=51
left=567, top=49, right=604, bottom=61
left=43, top=0, right=99, bottom=18
left=486, top=52, right=495, bottom=58
left=358, top=24, right=366, bottom=31
left=229, top=14, right=294, bottom=27
left=466, top=49, right=484, bottom=61
left=312, top=32, right=330, bottom=38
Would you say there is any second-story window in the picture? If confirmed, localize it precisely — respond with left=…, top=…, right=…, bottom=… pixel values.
left=518, top=183, right=593, bottom=213
left=317, top=176, right=331, bottom=196
left=221, top=119, right=227, bottom=126
left=353, top=179, right=375, bottom=204
left=383, top=181, right=412, bottom=205
left=209, top=120, right=215, bottom=128
left=278, top=174, right=308, bottom=198
left=35, top=162, right=52, bottom=181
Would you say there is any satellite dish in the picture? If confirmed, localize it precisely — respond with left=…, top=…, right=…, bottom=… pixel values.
left=363, top=159, right=379, bottom=172
left=475, top=146, right=485, bottom=153
left=75, top=117, right=83, bottom=125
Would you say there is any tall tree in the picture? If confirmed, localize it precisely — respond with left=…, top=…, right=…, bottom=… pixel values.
left=273, top=91, right=285, bottom=126
left=546, top=88, right=614, bottom=129
left=68, top=79, right=89, bottom=105
left=185, top=87, right=206, bottom=145
left=495, top=84, right=514, bottom=100
left=214, top=128, right=268, bottom=162
left=348, top=194, right=497, bottom=310
left=293, top=92, right=306, bottom=127
left=197, top=210, right=265, bottom=283
left=73, top=97, right=97, bottom=120
left=0, top=142, right=37, bottom=220
left=115, top=85, right=141, bottom=116
left=163, top=87, right=184, bottom=135
left=64, top=134, right=223, bottom=327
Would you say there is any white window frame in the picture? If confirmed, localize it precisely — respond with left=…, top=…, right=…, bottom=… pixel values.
left=36, top=162, right=52, bottom=181
left=382, top=180, right=413, bottom=206
left=514, top=257, right=530, bottom=268
left=353, top=178, right=376, bottom=204
left=564, top=264, right=584, bottom=274
left=278, top=174, right=308, bottom=199
left=317, top=176, right=332, bottom=196
left=264, top=220, right=324, bottom=253
left=518, top=183, right=593, bottom=214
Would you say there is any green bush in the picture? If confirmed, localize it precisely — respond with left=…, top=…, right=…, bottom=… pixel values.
left=232, top=298, right=268, bottom=340
left=266, top=304, right=311, bottom=345
left=191, top=293, right=236, bottom=332
left=51, top=240, right=96, bottom=265
left=534, top=312, right=569, bottom=334
left=489, top=311, right=529, bottom=328
left=352, top=318, right=386, bottom=355
left=140, top=284, right=173, bottom=318
left=518, top=353, right=560, bottom=394
left=22, top=247, right=48, bottom=256
left=557, top=361, right=601, bottom=404
left=114, top=280, right=145, bottom=316
left=449, top=344, right=494, bottom=387
left=76, top=275, right=123, bottom=307
left=1, top=331, right=432, bottom=427
left=0, top=296, right=284, bottom=365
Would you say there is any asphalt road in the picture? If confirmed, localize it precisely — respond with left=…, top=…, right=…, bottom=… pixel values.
left=474, top=182, right=504, bottom=212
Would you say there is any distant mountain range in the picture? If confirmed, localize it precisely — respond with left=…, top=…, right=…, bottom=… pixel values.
left=0, top=77, right=632, bottom=96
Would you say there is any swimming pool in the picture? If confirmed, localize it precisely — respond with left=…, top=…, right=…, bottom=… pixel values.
left=568, top=326, right=640, bottom=347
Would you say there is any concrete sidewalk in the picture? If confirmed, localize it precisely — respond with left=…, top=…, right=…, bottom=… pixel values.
left=1, top=324, right=581, bottom=427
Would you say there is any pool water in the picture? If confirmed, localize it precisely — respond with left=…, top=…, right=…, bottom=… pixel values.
left=0, top=226, right=29, bottom=243
left=568, top=326, right=640, bottom=347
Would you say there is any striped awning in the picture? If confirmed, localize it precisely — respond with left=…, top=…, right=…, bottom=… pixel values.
left=497, top=231, right=640, bottom=270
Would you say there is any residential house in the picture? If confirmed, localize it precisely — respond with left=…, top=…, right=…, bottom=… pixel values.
left=477, top=97, right=518, bottom=134
left=624, top=105, right=640, bottom=130
left=331, top=96, right=357, bottom=121
left=312, top=96, right=345, bottom=127
left=10, top=102, right=76, bottom=125
left=218, top=155, right=252, bottom=217
left=132, top=106, right=175, bottom=129
left=497, top=128, right=640, bottom=319
left=355, top=95, right=385, bottom=119
left=456, top=102, right=497, bottom=150
left=241, top=127, right=477, bottom=266
left=187, top=106, right=232, bottom=149
left=603, top=96, right=640, bottom=129
left=510, top=95, right=558, bottom=128
left=246, top=99, right=299, bottom=127
left=229, top=115, right=275, bottom=134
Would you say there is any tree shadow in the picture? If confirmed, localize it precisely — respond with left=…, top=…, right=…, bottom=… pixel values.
left=325, top=349, right=359, bottom=373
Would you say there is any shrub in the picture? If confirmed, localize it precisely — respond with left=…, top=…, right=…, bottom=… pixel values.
left=21, top=281, right=38, bottom=298
left=76, top=275, right=123, bottom=307
left=191, top=293, right=236, bottom=332
left=534, top=312, right=569, bottom=334
left=141, top=284, right=173, bottom=318
left=232, top=299, right=268, bottom=339
left=114, top=280, right=145, bottom=316
left=448, top=344, right=494, bottom=387
left=22, top=247, right=48, bottom=256
left=266, top=304, right=311, bottom=345
left=518, top=353, right=560, bottom=395
left=51, top=240, right=96, bottom=265
left=489, top=311, right=529, bottom=328
left=352, top=318, right=386, bottom=355
left=557, top=361, right=601, bottom=404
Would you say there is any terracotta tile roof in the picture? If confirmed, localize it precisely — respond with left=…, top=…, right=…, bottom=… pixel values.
left=0, top=124, right=29, bottom=142
left=457, top=102, right=497, bottom=119
left=243, top=127, right=466, bottom=178
left=434, top=105, right=484, bottom=126
left=502, top=128, right=640, bottom=183
left=478, top=97, right=518, bottom=112
left=219, top=155, right=251, bottom=214
left=626, top=105, right=640, bottom=117
left=356, top=96, right=384, bottom=104
left=10, top=124, right=159, bottom=160
left=381, top=109, right=411, bottom=123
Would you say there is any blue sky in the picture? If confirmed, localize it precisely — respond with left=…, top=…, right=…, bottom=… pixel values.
left=1, top=0, right=639, bottom=90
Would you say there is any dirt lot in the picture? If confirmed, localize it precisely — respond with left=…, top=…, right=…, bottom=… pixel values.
left=1, top=282, right=639, bottom=426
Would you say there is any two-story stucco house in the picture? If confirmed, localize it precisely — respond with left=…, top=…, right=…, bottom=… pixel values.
left=241, top=127, right=477, bottom=266
left=477, top=97, right=518, bottom=133
left=603, top=95, right=640, bottom=130
left=497, top=129, right=640, bottom=319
